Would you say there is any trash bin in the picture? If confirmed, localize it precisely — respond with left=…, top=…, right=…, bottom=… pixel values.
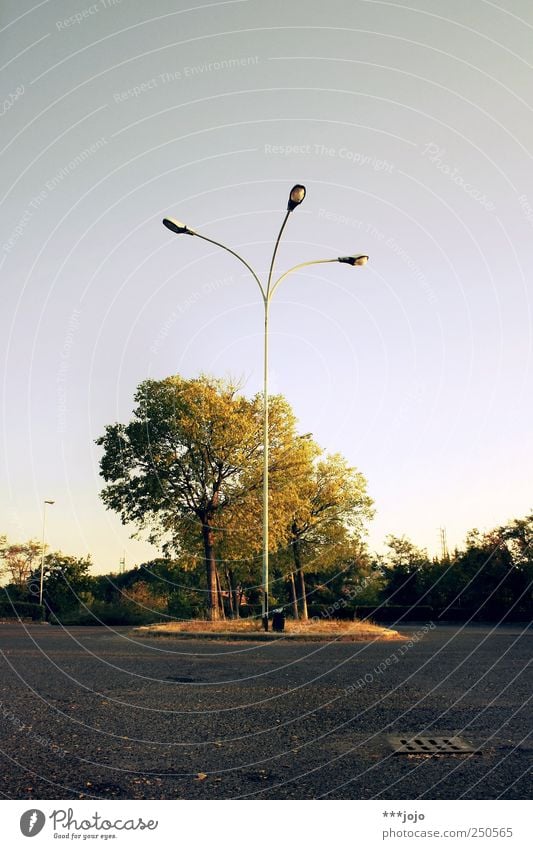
left=272, top=608, right=285, bottom=632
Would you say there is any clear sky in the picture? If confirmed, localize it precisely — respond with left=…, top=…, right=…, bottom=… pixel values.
left=1, top=0, right=532, bottom=573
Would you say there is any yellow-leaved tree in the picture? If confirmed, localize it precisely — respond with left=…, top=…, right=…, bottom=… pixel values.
left=96, top=375, right=310, bottom=620
left=284, top=453, right=375, bottom=619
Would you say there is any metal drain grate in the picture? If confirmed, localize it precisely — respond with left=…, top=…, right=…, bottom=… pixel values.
left=388, top=735, right=480, bottom=754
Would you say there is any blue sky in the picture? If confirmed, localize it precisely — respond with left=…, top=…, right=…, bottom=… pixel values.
left=1, top=0, right=532, bottom=572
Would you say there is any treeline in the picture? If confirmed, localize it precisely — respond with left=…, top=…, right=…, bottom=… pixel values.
left=1, top=374, right=530, bottom=625
left=1, top=512, right=531, bottom=624
left=372, top=517, right=532, bottom=622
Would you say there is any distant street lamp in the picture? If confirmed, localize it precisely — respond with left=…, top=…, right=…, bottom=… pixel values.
left=39, top=500, right=54, bottom=606
left=163, top=185, right=369, bottom=629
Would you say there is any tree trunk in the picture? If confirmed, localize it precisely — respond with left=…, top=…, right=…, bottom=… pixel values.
left=291, top=532, right=308, bottom=620
left=232, top=571, right=240, bottom=618
left=297, top=567, right=308, bottom=620
left=202, top=518, right=219, bottom=620
left=287, top=571, right=299, bottom=619
left=216, top=567, right=226, bottom=619
left=225, top=568, right=234, bottom=618
left=226, top=568, right=240, bottom=618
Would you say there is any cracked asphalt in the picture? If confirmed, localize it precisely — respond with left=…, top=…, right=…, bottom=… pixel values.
left=0, top=621, right=530, bottom=799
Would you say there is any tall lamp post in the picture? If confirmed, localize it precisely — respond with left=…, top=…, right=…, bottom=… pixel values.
left=163, top=185, right=368, bottom=630
left=39, top=499, right=54, bottom=606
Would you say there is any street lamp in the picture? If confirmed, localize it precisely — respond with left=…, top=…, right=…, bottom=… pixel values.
left=39, top=499, right=54, bottom=606
left=163, top=185, right=369, bottom=630
left=287, top=184, right=306, bottom=210
left=338, top=255, right=369, bottom=266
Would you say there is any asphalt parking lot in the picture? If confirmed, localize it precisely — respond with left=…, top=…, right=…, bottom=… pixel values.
left=0, top=622, right=530, bottom=799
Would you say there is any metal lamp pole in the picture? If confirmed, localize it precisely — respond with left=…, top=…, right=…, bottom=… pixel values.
left=39, top=499, right=54, bottom=606
left=162, top=185, right=368, bottom=630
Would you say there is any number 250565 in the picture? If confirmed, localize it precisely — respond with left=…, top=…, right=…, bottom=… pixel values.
left=470, top=828, right=513, bottom=838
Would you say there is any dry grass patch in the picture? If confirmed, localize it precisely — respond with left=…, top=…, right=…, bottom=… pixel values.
left=135, top=617, right=402, bottom=641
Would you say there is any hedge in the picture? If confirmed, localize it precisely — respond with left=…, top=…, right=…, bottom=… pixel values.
left=307, top=604, right=355, bottom=621
left=50, top=601, right=167, bottom=626
left=0, top=600, right=45, bottom=620
left=355, top=605, right=434, bottom=623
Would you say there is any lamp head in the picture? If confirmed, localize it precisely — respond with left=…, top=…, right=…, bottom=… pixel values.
left=287, top=184, right=306, bottom=211
left=162, top=217, right=195, bottom=235
left=44, top=500, right=55, bottom=505
left=338, top=255, right=369, bottom=266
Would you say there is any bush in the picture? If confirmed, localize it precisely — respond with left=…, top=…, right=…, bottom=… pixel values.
left=237, top=603, right=262, bottom=619
left=49, top=601, right=166, bottom=626
left=307, top=603, right=356, bottom=621
left=0, top=600, right=44, bottom=620
left=167, top=593, right=204, bottom=620
left=437, top=605, right=531, bottom=623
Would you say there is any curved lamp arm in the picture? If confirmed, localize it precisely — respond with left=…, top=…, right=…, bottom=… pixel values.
left=269, top=258, right=339, bottom=300
left=265, top=184, right=306, bottom=299
left=193, top=232, right=266, bottom=301
left=266, top=210, right=290, bottom=300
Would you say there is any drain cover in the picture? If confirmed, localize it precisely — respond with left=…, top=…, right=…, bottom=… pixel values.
left=388, top=735, right=479, bottom=754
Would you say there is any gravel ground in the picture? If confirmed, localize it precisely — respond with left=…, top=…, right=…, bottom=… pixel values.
left=0, top=621, right=530, bottom=799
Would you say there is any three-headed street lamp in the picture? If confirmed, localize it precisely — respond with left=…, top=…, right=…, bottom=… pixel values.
left=163, top=185, right=369, bottom=630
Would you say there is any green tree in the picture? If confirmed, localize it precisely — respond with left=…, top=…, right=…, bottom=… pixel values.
left=286, top=452, right=375, bottom=619
left=450, top=523, right=531, bottom=618
left=379, top=536, right=432, bottom=606
left=34, top=552, right=91, bottom=616
left=210, top=442, right=317, bottom=617
left=0, top=539, right=42, bottom=592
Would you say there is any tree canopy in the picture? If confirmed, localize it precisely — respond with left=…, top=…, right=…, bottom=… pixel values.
left=0, top=539, right=42, bottom=592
